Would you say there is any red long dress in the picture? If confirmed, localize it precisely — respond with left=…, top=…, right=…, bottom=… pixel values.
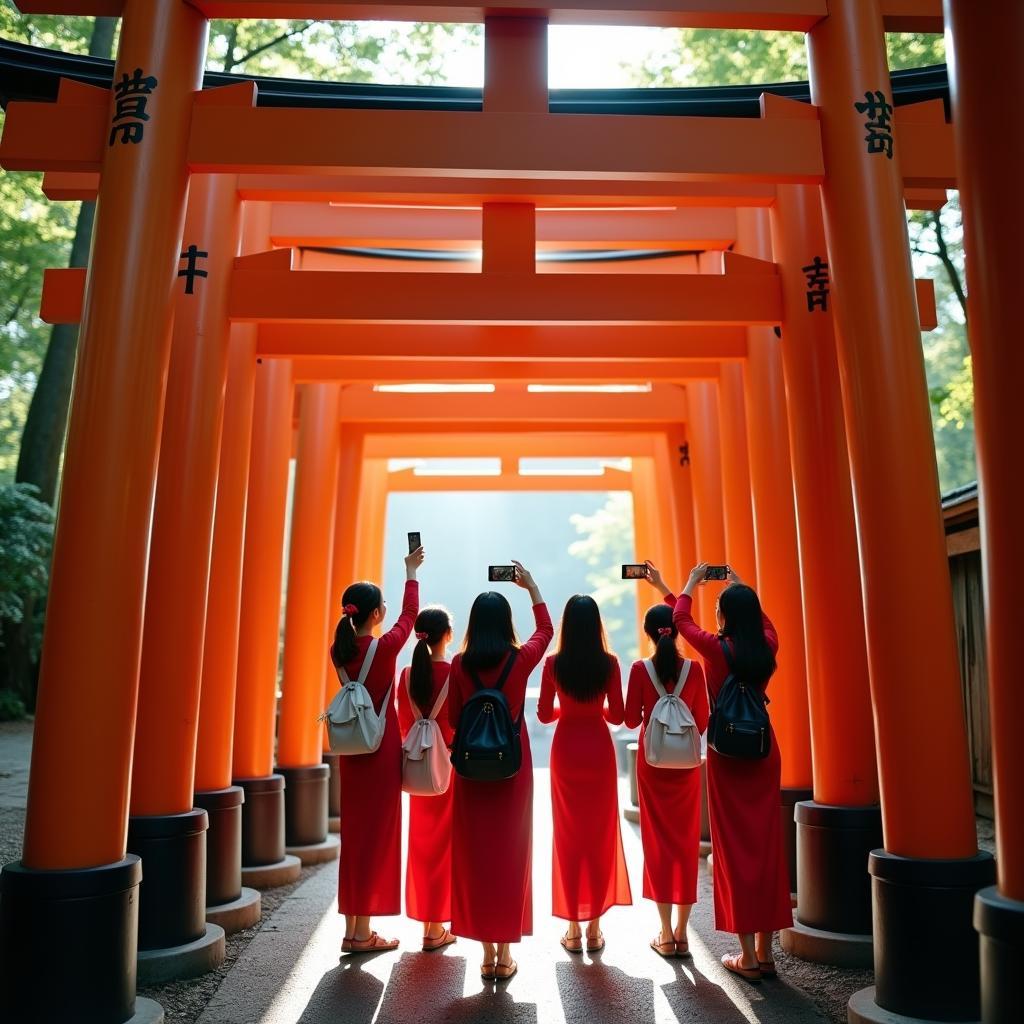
left=538, top=655, right=633, bottom=922
left=397, top=660, right=454, bottom=923
left=447, top=602, right=554, bottom=942
left=624, top=595, right=709, bottom=906
left=673, top=593, right=793, bottom=933
left=335, top=579, right=419, bottom=916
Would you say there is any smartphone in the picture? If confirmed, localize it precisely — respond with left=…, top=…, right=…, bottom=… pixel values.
left=488, top=565, right=517, bottom=583
left=407, top=531, right=421, bottom=554
left=704, top=564, right=730, bottom=581
left=622, top=564, right=650, bottom=580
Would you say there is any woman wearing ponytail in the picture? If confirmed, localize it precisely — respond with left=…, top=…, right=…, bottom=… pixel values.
left=537, top=594, right=631, bottom=954
left=397, top=605, right=457, bottom=951
left=674, top=561, right=791, bottom=982
left=625, top=561, right=709, bottom=959
left=331, top=543, right=424, bottom=954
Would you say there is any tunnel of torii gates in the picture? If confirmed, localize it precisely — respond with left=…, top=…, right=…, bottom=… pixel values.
left=0, top=2, right=1022, bottom=1024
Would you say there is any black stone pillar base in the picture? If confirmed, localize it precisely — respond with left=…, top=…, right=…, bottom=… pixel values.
left=781, top=802, right=881, bottom=967
left=193, top=786, right=244, bottom=907
left=127, top=809, right=208, bottom=952
left=0, top=855, right=147, bottom=1023
left=848, top=849, right=996, bottom=1023
left=234, top=774, right=286, bottom=867
left=780, top=786, right=814, bottom=895
left=324, top=753, right=341, bottom=819
left=975, top=885, right=1024, bottom=1024
left=279, top=764, right=329, bottom=848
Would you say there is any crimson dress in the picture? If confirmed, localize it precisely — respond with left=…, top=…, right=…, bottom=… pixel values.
left=397, top=659, right=454, bottom=923
left=335, top=579, right=419, bottom=916
left=538, top=655, right=632, bottom=922
left=673, top=593, right=793, bottom=933
left=447, top=602, right=554, bottom=942
left=624, top=595, right=709, bottom=906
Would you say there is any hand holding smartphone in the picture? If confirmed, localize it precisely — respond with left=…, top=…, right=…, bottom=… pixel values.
left=703, top=564, right=730, bottom=582
left=488, top=565, right=517, bottom=583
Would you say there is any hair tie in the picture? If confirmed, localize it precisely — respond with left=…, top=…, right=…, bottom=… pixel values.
left=415, top=631, right=428, bottom=640
left=657, top=627, right=673, bottom=637
left=343, top=603, right=358, bottom=616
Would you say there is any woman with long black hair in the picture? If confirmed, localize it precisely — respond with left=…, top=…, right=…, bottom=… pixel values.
left=537, top=595, right=632, bottom=954
left=331, top=544, right=423, bottom=954
left=625, top=564, right=709, bottom=959
left=447, top=561, right=553, bottom=982
left=674, top=561, right=792, bottom=981
left=397, top=605, right=456, bottom=951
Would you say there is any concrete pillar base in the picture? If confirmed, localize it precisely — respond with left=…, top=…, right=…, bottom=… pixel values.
left=279, top=764, right=330, bottom=848
left=240, top=854, right=301, bottom=889
left=781, top=919, right=872, bottom=968
left=975, top=885, right=1024, bottom=1024
left=862, top=850, right=995, bottom=1022
left=623, top=807, right=640, bottom=824
left=235, top=775, right=286, bottom=867
left=328, top=815, right=341, bottom=834
left=137, top=922, right=225, bottom=985
left=206, top=886, right=261, bottom=934
left=287, top=834, right=340, bottom=866
left=849, top=986, right=978, bottom=1024
left=780, top=786, right=813, bottom=894
left=130, top=998, right=166, bottom=1023
left=194, top=786, right=245, bottom=907
left=324, top=753, right=341, bottom=820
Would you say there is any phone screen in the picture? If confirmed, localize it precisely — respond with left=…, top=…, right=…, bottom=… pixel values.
left=407, top=531, right=421, bottom=554
left=488, top=565, right=517, bottom=583
left=622, top=564, right=650, bottom=580
left=704, top=565, right=730, bottom=581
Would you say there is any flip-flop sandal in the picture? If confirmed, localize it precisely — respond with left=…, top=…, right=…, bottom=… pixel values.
left=560, top=933, right=584, bottom=954
left=480, top=960, right=497, bottom=981
left=674, top=940, right=692, bottom=960
left=586, top=931, right=606, bottom=953
left=494, top=959, right=518, bottom=981
left=758, top=960, right=777, bottom=978
left=341, top=936, right=355, bottom=953
left=344, top=931, right=399, bottom=955
left=650, top=937, right=676, bottom=957
left=722, top=953, right=761, bottom=982
left=422, top=928, right=457, bottom=952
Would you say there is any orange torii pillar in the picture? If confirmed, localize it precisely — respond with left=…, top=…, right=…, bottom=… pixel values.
left=772, top=183, right=881, bottom=968
left=323, top=428, right=366, bottom=831
left=0, top=4, right=208, bottom=1021
left=631, top=456, right=669, bottom=655
left=353, top=458, right=389, bottom=585
left=652, top=431, right=686, bottom=589
left=232, top=359, right=301, bottom=888
left=193, top=203, right=271, bottom=935
left=716, top=365, right=758, bottom=588
left=661, top=424, right=700, bottom=656
left=944, top=4, right=1024, bottom=1019
left=128, top=175, right=241, bottom=981
left=685, top=382, right=727, bottom=633
left=808, top=3, right=993, bottom=1022
left=736, top=208, right=814, bottom=892
left=276, top=384, right=343, bottom=865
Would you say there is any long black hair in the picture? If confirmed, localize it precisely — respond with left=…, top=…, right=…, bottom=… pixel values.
left=643, top=603, right=680, bottom=685
left=718, top=583, right=777, bottom=686
left=330, top=581, right=382, bottom=667
left=553, top=595, right=614, bottom=701
left=461, top=591, right=519, bottom=673
left=409, top=605, right=452, bottom=715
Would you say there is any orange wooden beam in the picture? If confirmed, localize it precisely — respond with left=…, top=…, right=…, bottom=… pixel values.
left=13, top=1, right=942, bottom=32
left=363, top=431, right=661, bottom=458
left=385, top=465, right=634, bottom=492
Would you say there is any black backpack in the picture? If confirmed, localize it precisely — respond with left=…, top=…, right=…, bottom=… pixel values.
left=452, top=649, right=521, bottom=781
left=707, top=638, right=772, bottom=760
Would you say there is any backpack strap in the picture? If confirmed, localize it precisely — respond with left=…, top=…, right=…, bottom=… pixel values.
left=335, top=636, right=379, bottom=687
left=643, top=658, right=669, bottom=699
left=677, top=658, right=692, bottom=689
left=428, top=672, right=451, bottom=721
left=493, top=648, right=519, bottom=692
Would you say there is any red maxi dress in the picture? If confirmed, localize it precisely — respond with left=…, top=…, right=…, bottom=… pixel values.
left=673, top=593, right=793, bottom=933
left=624, top=595, right=709, bottom=905
left=447, top=602, right=554, bottom=942
left=537, top=655, right=632, bottom=922
left=335, top=579, right=419, bottom=915
left=397, top=660, right=454, bottom=923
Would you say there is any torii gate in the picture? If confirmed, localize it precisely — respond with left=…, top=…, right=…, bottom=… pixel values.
left=0, top=4, right=1020, bottom=1024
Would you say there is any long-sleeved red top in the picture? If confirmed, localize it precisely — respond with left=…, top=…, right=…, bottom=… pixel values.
left=537, top=654, right=624, bottom=726
left=448, top=602, right=554, bottom=727
left=672, top=592, right=778, bottom=701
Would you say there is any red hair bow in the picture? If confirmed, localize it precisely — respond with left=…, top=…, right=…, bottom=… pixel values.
left=343, top=603, right=358, bottom=615
left=657, top=627, right=673, bottom=637
left=415, top=631, right=429, bottom=640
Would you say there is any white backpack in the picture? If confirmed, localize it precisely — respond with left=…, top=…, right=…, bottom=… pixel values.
left=642, top=658, right=702, bottom=769
left=321, top=638, right=392, bottom=755
left=401, top=670, right=453, bottom=796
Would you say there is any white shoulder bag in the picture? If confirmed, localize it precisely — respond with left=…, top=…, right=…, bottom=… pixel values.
left=321, top=638, right=392, bottom=755
left=642, top=658, right=702, bottom=769
left=401, top=670, right=453, bottom=796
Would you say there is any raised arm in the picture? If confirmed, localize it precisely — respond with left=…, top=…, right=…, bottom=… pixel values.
left=624, top=661, right=646, bottom=730
left=673, top=593, right=723, bottom=660
left=603, top=658, right=624, bottom=726
left=378, top=546, right=424, bottom=655
left=511, top=560, right=554, bottom=670
left=536, top=657, right=559, bottom=724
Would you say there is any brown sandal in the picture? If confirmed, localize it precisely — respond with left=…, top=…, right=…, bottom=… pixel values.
left=560, top=932, right=583, bottom=954
left=494, top=958, right=518, bottom=981
left=586, top=931, right=606, bottom=953
left=343, top=931, right=399, bottom=954
left=758, top=960, right=777, bottom=978
left=650, top=936, right=676, bottom=957
left=422, top=928, right=456, bottom=952
left=722, top=953, right=761, bottom=982
left=480, top=959, right=497, bottom=981
left=674, top=939, right=692, bottom=960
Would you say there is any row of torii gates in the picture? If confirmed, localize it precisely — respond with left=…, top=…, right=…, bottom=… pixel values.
left=0, top=2, right=1021, bottom=1024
